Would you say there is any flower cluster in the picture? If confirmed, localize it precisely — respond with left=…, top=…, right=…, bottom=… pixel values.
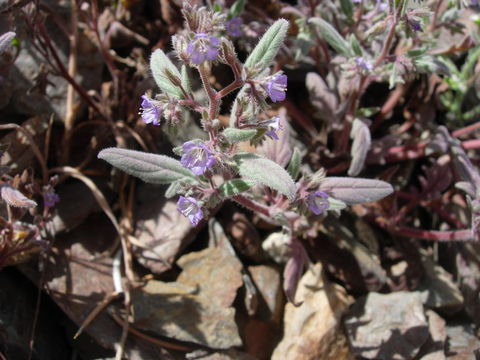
left=132, top=5, right=326, bottom=228
left=186, top=33, right=221, bottom=65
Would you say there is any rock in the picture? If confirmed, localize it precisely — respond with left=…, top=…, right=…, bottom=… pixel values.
left=19, top=215, right=172, bottom=359
left=248, top=265, right=283, bottom=323
left=419, top=310, right=447, bottom=360
left=132, top=247, right=243, bottom=349
left=133, top=197, right=196, bottom=274
left=344, top=291, right=429, bottom=360
left=418, top=255, right=464, bottom=312
left=0, top=269, right=70, bottom=360
left=272, top=263, right=353, bottom=360
left=446, top=324, right=480, bottom=360
left=52, top=180, right=102, bottom=233
left=262, top=231, right=290, bottom=264
left=0, top=3, right=103, bottom=118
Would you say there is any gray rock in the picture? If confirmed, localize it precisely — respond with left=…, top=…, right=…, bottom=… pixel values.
left=134, top=197, right=196, bottom=274
left=248, top=265, right=283, bottom=323
left=132, top=247, right=244, bottom=349
left=344, top=291, right=429, bottom=360
left=446, top=324, right=480, bottom=360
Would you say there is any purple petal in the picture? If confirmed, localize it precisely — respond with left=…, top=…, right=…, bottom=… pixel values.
left=177, top=196, right=203, bottom=226
left=307, top=191, right=330, bottom=215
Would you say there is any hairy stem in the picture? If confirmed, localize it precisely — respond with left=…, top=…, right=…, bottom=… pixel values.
left=232, top=195, right=271, bottom=217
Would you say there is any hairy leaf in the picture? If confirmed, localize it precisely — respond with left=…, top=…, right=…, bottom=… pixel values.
left=229, top=0, right=246, bottom=17
left=348, top=118, right=371, bottom=176
left=0, top=31, right=15, bottom=54
left=244, top=19, right=289, bottom=75
left=219, top=179, right=255, bottom=197
left=98, top=148, right=194, bottom=184
left=306, top=72, right=338, bottom=122
left=0, top=185, right=37, bottom=208
left=340, top=0, right=353, bottom=20
left=180, top=64, right=192, bottom=94
left=309, top=17, right=352, bottom=57
left=319, top=177, right=393, bottom=204
left=415, top=55, right=450, bottom=76
left=283, top=240, right=308, bottom=305
left=150, top=49, right=183, bottom=98
left=237, top=155, right=296, bottom=201
left=257, top=113, right=292, bottom=167
left=287, top=147, right=301, bottom=180
left=223, top=128, right=257, bottom=143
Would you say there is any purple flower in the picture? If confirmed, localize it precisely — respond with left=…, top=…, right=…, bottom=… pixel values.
left=307, top=191, right=330, bottom=215
left=355, top=57, right=373, bottom=71
left=180, top=141, right=217, bottom=175
left=265, top=73, right=287, bottom=102
left=408, top=19, right=422, bottom=32
left=177, top=196, right=203, bottom=226
left=140, top=94, right=162, bottom=125
left=265, top=116, right=281, bottom=140
left=186, top=33, right=220, bottom=65
left=225, top=17, right=243, bottom=37
left=43, top=189, right=60, bottom=208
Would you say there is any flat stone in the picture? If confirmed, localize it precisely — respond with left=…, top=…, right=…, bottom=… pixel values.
left=344, top=291, right=429, bottom=360
left=446, top=324, right=480, bottom=360
left=132, top=247, right=243, bottom=349
left=134, top=197, right=196, bottom=274
left=272, top=263, right=353, bottom=360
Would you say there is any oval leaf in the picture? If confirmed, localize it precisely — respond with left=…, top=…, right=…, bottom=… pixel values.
left=309, top=17, right=352, bottom=57
left=244, top=19, right=289, bottom=75
left=287, top=147, right=301, bottom=180
left=223, top=128, right=257, bottom=143
left=219, top=179, right=255, bottom=197
left=237, top=155, right=296, bottom=201
left=150, top=49, right=183, bottom=98
left=348, top=118, right=371, bottom=176
left=0, top=185, right=37, bottom=208
left=0, top=31, right=15, bottom=54
left=98, top=147, right=194, bottom=184
left=319, top=177, right=393, bottom=204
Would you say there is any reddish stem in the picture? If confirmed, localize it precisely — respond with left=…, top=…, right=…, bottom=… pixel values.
left=390, top=226, right=474, bottom=242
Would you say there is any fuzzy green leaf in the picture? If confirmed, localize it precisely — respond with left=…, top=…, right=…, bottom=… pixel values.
left=229, top=0, right=246, bottom=17
left=340, top=0, right=353, bottom=20
left=223, top=128, right=258, bottom=143
left=150, top=49, right=183, bottom=98
left=180, top=64, right=192, bottom=94
left=309, top=17, right=352, bottom=57
left=244, top=19, right=289, bottom=75
left=98, top=147, right=194, bottom=184
left=219, top=179, right=255, bottom=197
left=287, top=147, right=301, bottom=180
left=320, top=177, right=393, bottom=205
left=237, top=155, right=296, bottom=201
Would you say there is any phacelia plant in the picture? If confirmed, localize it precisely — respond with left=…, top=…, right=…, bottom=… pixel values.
left=98, top=3, right=393, bottom=301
